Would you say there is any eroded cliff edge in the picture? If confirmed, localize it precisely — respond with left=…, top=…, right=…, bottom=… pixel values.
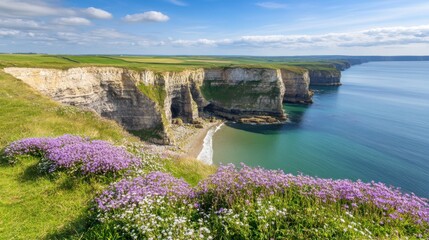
left=308, top=69, right=342, bottom=86
left=4, top=66, right=339, bottom=143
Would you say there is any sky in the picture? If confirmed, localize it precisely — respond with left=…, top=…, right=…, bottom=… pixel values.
left=0, top=0, right=429, bottom=55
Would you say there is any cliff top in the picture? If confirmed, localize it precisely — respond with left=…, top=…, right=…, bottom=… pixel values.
left=0, top=54, right=343, bottom=73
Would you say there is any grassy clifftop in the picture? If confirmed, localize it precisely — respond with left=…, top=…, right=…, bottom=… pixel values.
left=0, top=54, right=343, bottom=73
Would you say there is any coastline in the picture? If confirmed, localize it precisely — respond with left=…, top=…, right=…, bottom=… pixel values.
left=196, top=122, right=224, bottom=164
left=141, top=120, right=224, bottom=162
left=167, top=120, right=224, bottom=161
left=183, top=121, right=223, bottom=160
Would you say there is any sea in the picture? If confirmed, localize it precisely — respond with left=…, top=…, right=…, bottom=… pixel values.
left=208, top=61, right=429, bottom=198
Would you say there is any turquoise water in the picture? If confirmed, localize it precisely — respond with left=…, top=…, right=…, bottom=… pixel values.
left=212, top=61, right=429, bottom=198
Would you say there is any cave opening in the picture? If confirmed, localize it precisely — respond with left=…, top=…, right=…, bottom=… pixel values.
left=170, top=97, right=182, bottom=119
left=203, top=103, right=215, bottom=112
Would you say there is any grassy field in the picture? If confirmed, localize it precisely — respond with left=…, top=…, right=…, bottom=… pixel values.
left=0, top=70, right=214, bottom=239
left=0, top=54, right=344, bottom=72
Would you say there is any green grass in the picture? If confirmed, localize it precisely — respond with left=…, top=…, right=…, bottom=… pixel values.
left=0, top=156, right=105, bottom=239
left=0, top=70, right=217, bottom=239
left=0, top=54, right=344, bottom=73
left=0, top=70, right=137, bottom=147
left=164, top=158, right=217, bottom=186
left=0, top=70, right=140, bottom=239
left=0, top=54, right=75, bottom=69
left=129, top=125, right=165, bottom=141
left=137, top=83, right=167, bottom=108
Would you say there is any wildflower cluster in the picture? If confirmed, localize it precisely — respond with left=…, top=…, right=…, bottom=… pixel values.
left=94, top=172, right=213, bottom=240
left=126, top=142, right=165, bottom=173
left=4, top=135, right=140, bottom=175
left=196, top=164, right=429, bottom=225
left=93, top=164, right=429, bottom=239
left=95, top=171, right=193, bottom=211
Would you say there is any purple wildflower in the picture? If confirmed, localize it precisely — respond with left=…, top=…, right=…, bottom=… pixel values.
left=194, top=164, right=429, bottom=224
left=4, top=135, right=140, bottom=175
left=95, top=171, right=193, bottom=212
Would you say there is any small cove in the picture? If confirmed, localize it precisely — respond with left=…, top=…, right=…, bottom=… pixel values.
left=211, top=61, right=429, bottom=198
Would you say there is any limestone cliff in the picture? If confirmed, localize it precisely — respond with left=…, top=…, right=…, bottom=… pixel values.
left=4, top=67, right=292, bottom=143
left=308, top=69, right=342, bottom=86
left=199, top=68, right=286, bottom=121
left=280, top=69, right=313, bottom=103
left=5, top=65, right=339, bottom=143
left=4, top=67, right=163, bottom=130
left=329, top=62, right=351, bottom=71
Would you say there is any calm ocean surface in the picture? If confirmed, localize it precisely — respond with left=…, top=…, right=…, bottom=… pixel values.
left=212, top=61, right=429, bottom=197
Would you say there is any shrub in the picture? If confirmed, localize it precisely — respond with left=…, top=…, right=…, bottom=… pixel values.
left=192, top=118, right=204, bottom=125
left=172, top=118, right=184, bottom=125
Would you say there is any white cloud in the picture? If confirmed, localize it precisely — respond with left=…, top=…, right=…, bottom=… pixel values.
left=83, top=7, right=112, bottom=19
left=171, top=38, right=231, bottom=47
left=0, top=0, right=74, bottom=17
left=56, top=17, right=91, bottom=26
left=167, top=25, right=429, bottom=49
left=1, top=22, right=428, bottom=55
left=0, top=18, right=41, bottom=29
left=123, top=11, right=170, bottom=23
left=53, top=28, right=137, bottom=45
left=256, top=2, right=288, bottom=9
left=90, top=29, right=129, bottom=39
left=0, top=29, right=20, bottom=37
left=168, top=0, right=187, bottom=6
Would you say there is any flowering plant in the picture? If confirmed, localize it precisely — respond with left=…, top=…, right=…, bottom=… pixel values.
left=4, top=135, right=140, bottom=175
left=92, top=164, right=429, bottom=239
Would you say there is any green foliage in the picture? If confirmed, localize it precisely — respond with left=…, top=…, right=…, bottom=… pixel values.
left=201, top=80, right=280, bottom=107
left=137, top=83, right=173, bottom=140
left=172, top=118, right=184, bottom=125
left=129, top=124, right=165, bottom=141
left=87, top=177, right=428, bottom=240
left=163, top=158, right=217, bottom=186
left=137, top=83, right=166, bottom=108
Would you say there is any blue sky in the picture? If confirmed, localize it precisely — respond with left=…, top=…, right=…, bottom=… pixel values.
left=1, top=0, right=429, bottom=55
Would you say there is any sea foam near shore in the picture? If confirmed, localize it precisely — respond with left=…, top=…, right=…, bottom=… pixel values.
left=197, top=123, right=224, bottom=165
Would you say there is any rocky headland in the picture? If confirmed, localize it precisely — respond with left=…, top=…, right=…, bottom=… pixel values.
left=4, top=65, right=344, bottom=144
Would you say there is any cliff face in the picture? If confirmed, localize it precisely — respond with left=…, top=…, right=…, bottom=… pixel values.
left=308, top=69, right=342, bottom=86
left=280, top=69, right=313, bottom=103
left=199, top=68, right=286, bottom=120
left=4, top=67, right=292, bottom=143
left=330, top=62, right=351, bottom=71
left=5, top=66, right=338, bottom=143
left=4, top=67, right=164, bottom=131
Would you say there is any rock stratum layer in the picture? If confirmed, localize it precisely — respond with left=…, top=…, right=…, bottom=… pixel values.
left=4, top=66, right=341, bottom=143
left=308, top=69, right=342, bottom=86
left=281, top=69, right=313, bottom=103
